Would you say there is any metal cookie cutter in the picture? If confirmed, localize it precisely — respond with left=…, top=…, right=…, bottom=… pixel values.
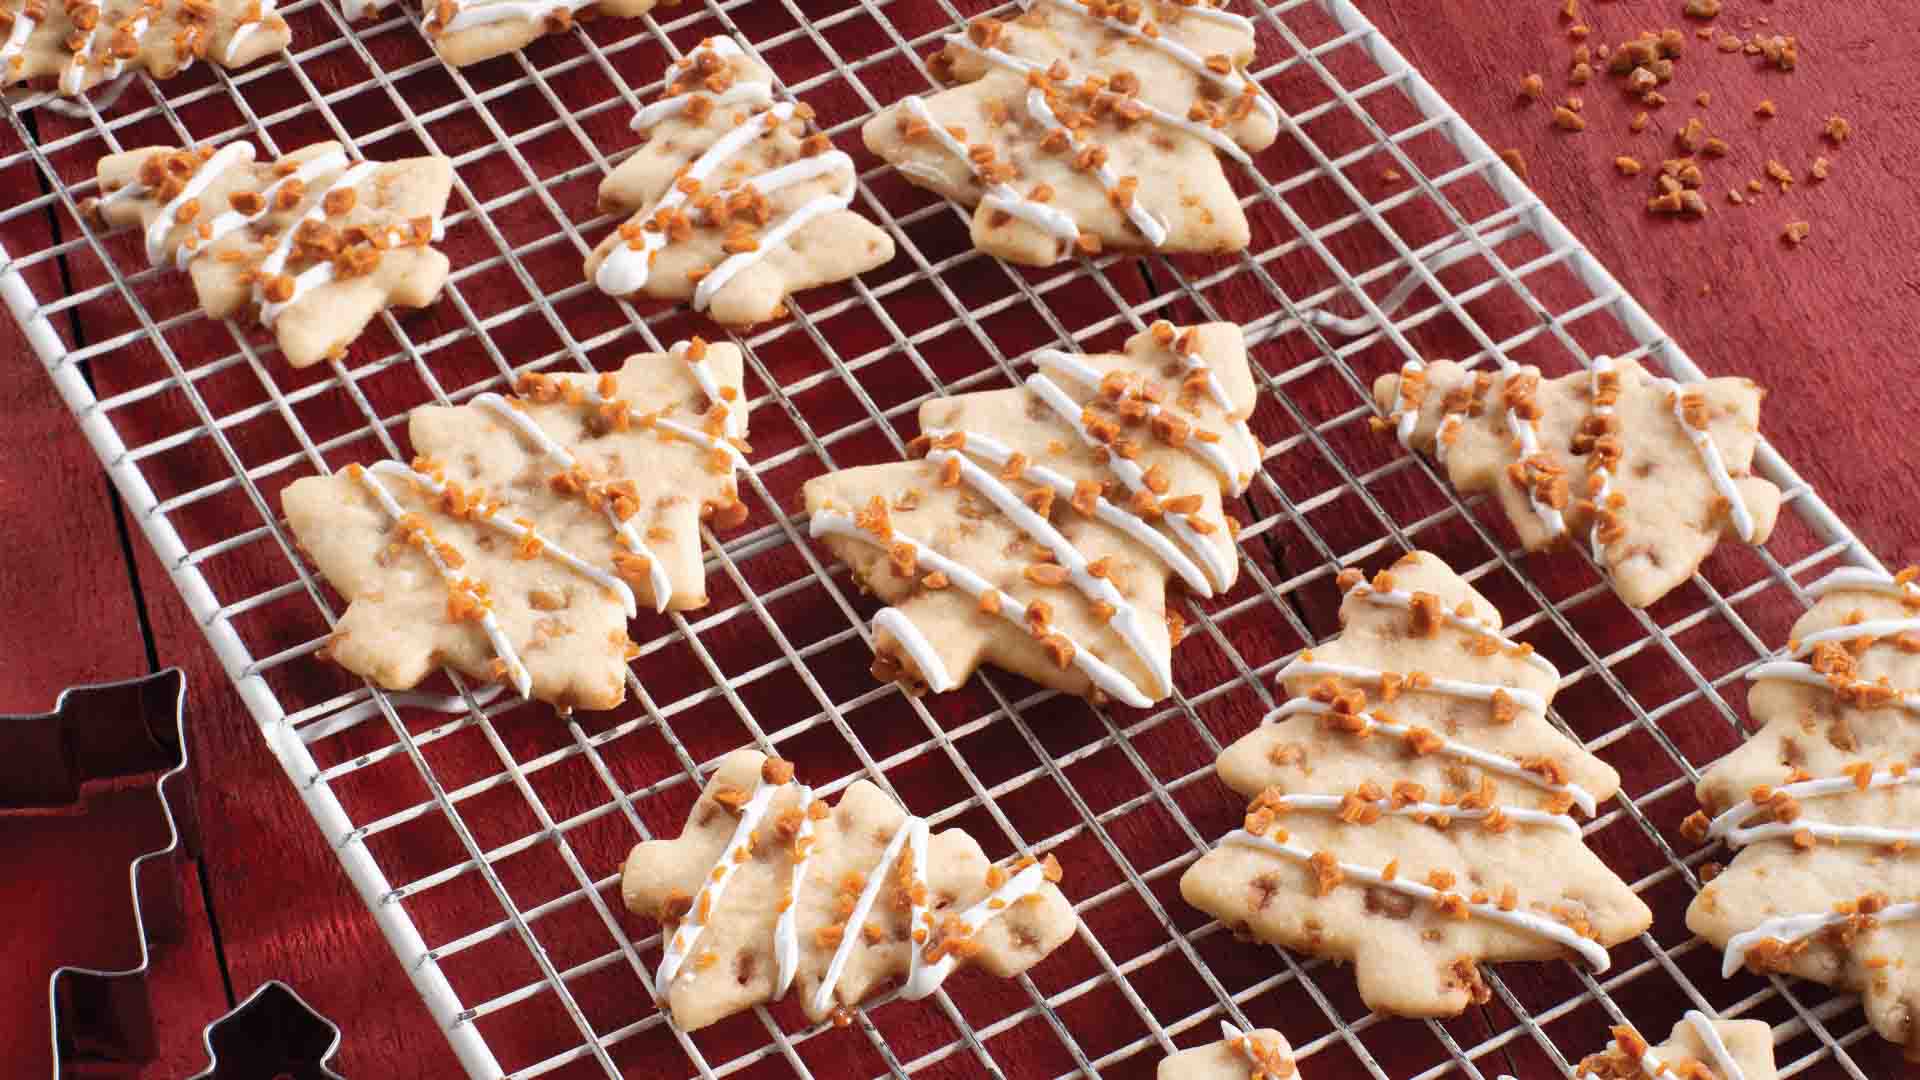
left=1, top=669, right=193, bottom=1077
left=189, top=980, right=345, bottom=1079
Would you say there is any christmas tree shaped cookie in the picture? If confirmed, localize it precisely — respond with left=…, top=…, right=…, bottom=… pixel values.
left=90, top=140, right=453, bottom=368
left=620, top=749, right=1077, bottom=1030
left=586, top=37, right=895, bottom=326
left=1683, top=566, right=1920, bottom=1060
left=1373, top=357, right=1780, bottom=608
left=0, top=0, right=288, bottom=95
left=344, top=0, right=659, bottom=67
left=1159, top=1023, right=1298, bottom=1080
left=861, top=0, right=1279, bottom=266
left=803, top=321, right=1261, bottom=706
left=1549, top=1011, right=1776, bottom=1080
left=1182, top=552, right=1651, bottom=1017
left=282, top=339, right=750, bottom=710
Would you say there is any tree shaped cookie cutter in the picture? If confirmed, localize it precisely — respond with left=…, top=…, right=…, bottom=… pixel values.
left=187, top=980, right=345, bottom=1080
left=0, top=668, right=193, bottom=1077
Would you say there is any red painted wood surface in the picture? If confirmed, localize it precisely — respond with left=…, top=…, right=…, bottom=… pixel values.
left=2, top=1, right=1917, bottom=1077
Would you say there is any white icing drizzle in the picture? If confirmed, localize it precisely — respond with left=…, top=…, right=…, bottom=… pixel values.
left=631, top=80, right=772, bottom=133
left=1263, top=791, right=1580, bottom=835
left=1302, top=237, right=1501, bottom=338
left=1217, top=1022, right=1296, bottom=1073
left=1721, top=900, right=1920, bottom=979
left=95, top=11, right=151, bottom=84
left=1157, top=328, right=1262, bottom=480
left=642, top=765, right=1052, bottom=1016
left=1434, top=412, right=1462, bottom=468
left=1344, top=581, right=1560, bottom=678
left=1219, top=827, right=1612, bottom=969
left=920, top=424, right=1214, bottom=596
left=1746, top=660, right=1920, bottom=715
left=1586, top=355, right=1618, bottom=564
left=0, top=10, right=36, bottom=73
left=1792, top=618, right=1920, bottom=657
left=253, top=160, right=377, bottom=326
left=566, top=378, right=747, bottom=473
left=143, top=142, right=258, bottom=267
left=1575, top=1012, right=1747, bottom=1080
left=468, top=391, right=674, bottom=614
left=810, top=510, right=1154, bottom=707
left=926, top=447, right=1172, bottom=696
left=872, top=607, right=957, bottom=692
left=771, top=782, right=816, bottom=997
left=371, top=460, right=638, bottom=619
left=1024, top=86, right=1169, bottom=246
left=692, top=149, right=856, bottom=311
left=181, top=148, right=350, bottom=271
left=349, top=464, right=532, bottom=699
left=900, top=94, right=1081, bottom=246
left=225, top=0, right=278, bottom=63
left=656, top=776, right=783, bottom=990
left=675, top=339, right=746, bottom=441
left=1809, top=567, right=1920, bottom=602
left=1685, top=1012, right=1749, bottom=1080
left=58, top=19, right=98, bottom=95
left=1706, top=766, right=1920, bottom=850
left=595, top=93, right=806, bottom=299
left=1649, top=375, right=1755, bottom=543
left=1177, top=1, right=1255, bottom=34
left=1280, top=657, right=1548, bottom=717
left=938, top=32, right=1255, bottom=164
left=1029, top=352, right=1245, bottom=492
left=438, top=0, right=590, bottom=34
left=1051, top=0, right=1278, bottom=125
left=1387, top=361, right=1565, bottom=538
left=1264, top=699, right=1598, bottom=815
left=1387, top=358, right=1424, bottom=448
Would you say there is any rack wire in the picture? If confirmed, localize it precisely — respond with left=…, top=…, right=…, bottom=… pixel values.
left=0, top=0, right=1894, bottom=1076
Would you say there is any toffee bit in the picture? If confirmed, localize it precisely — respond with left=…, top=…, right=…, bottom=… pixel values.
left=1781, top=220, right=1811, bottom=247
left=1824, top=115, right=1853, bottom=143
left=1552, top=105, right=1587, bottom=132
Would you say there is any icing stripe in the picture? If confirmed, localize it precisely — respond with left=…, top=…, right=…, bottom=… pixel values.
left=569, top=380, right=745, bottom=471
left=1028, top=361, right=1245, bottom=593
left=1052, top=0, right=1278, bottom=125
left=1280, top=657, right=1548, bottom=717
left=810, top=510, right=1154, bottom=707
left=596, top=99, right=798, bottom=296
left=183, top=148, right=350, bottom=271
left=1587, top=355, right=1618, bottom=564
left=922, top=425, right=1215, bottom=596
left=902, top=95, right=1081, bottom=245
left=1747, top=660, right=1920, bottom=714
left=225, top=0, right=279, bottom=63
left=676, top=339, right=746, bottom=441
left=439, top=0, right=590, bottom=34
left=657, top=777, right=782, bottom=989
left=1722, top=901, right=1920, bottom=979
left=350, top=465, right=532, bottom=699
left=254, top=161, right=378, bottom=325
left=1792, top=618, right=1920, bottom=656
left=692, top=150, right=856, bottom=311
left=1024, top=87, right=1169, bottom=246
left=1649, top=375, right=1755, bottom=543
left=0, top=11, right=37, bottom=73
left=1576, top=1012, right=1746, bottom=1080
left=903, top=856, right=1051, bottom=998
left=1038, top=339, right=1259, bottom=495
left=1706, top=767, right=1920, bottom=849
left=1384, top=363, right=1565, bottom=538
left=872, top=607, right=957, bottom=693
left=632, top=78, right=772, bottom=132
left=1388, top=359, right=1423, bottom=447
left=1344, top=581, right=1560, bottom=678
left=1809, top=567, right=1920, bottom=602
left=926, top=447, right=1171, bottom=697
left=771, top=782, right=816, bottom=997
left=145, top=143, right=257, bottom=266
left=1220, top=828, right=1611, bottom=969
left=469, top=392, right=675, bottom=614
left=1265, top=699, right=1598, bottom=815
left=1217, top=1022, right=1296, bottom=1074
left=372, top=460, right=638, bottom=619
left=939, top=33, right=1255, bottom=164
left=1263, top=791, right=1580, bottom=835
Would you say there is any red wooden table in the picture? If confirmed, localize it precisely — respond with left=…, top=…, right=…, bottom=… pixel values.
left=4, top=1, right=1917, bottom=1077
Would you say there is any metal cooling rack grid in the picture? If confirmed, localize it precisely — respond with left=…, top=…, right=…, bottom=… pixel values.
left=0, top=0, right=1896, bottom=1076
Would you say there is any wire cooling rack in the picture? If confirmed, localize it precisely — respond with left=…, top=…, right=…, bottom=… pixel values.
left=0, top=0, right=1898, bottom=1077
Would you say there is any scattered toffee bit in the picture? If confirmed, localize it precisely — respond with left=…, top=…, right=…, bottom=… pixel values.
left=1684, top=0, right=1722, bottom=17
left=1781, top=220, right=1811, bottom=246
left=1754, top=98, right=1777, bottom=118
left=1824, top=115, right=1853, bottom=143
left=1553, top=105, right=1586, bottom=132
left=1520, top=72, right=1546, bottom=102
left=1500, top=147, right=1530, bottom=182
left=1810, top=156, right=1831, bottom=181
left=1614, top=156, right=1644, bottom=176
left=1630, top=110, right=1650, bottom=133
